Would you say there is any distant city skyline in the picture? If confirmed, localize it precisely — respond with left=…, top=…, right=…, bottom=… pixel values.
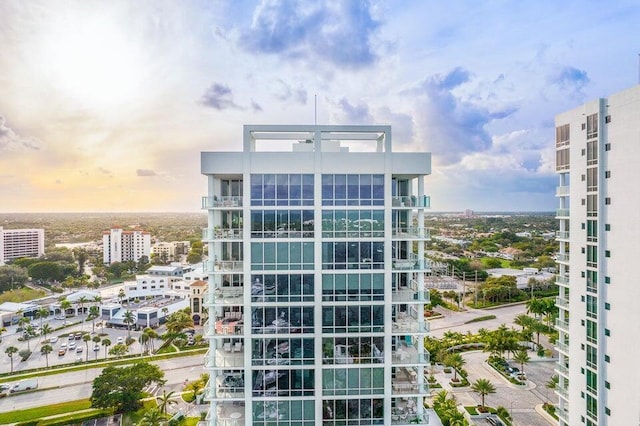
left=1, top=1, right=639, bottom=213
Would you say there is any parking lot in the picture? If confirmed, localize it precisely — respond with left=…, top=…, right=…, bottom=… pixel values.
left=0, top=316, right=164, bottom=374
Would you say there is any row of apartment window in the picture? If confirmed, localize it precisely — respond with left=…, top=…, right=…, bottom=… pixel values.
left=250, top=210, right=314, bottom=238
left=252, top=368, right=314, bottom=397
left=250, top=174, right=315, bottom=206
left=251, top=337, right=315, bottom=366
left=253, top=400, right=315, bottom=425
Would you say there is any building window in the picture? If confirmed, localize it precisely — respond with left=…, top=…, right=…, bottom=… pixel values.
left=586, top=295, right=597, bottom=319
left=586, top=245, right=598, bottom=268
left=586, top=345, right=597, bottom=369
left=587, top=220, right=597, bottom=242
left=556, top=124, right=570, bottom=146
left=605, top=250, right=610, bottom=257
left=605, top=381, right=610, bottom=389
left=605, top=276, right=610, bottom=284
left=321, top=209, right=385, bottom=238
left=251, top=174, right=314, bottom=206
left=556, top=148, right=570, bottom=171
left=605, top=224, right=610, bottom=231
left=605, top=328, right=610, bottom=336
left=586, top=320, right=597, bottom=343
left=587, top=195, right=598, bottom=217
left=251, top=209, right=315, bottom=238
left=586, top=113, right=598, bottom=139
left=586, top=167, right=598, bottom=191
left=586, top=270, right=597, bottom=293
left=605, top=354, right=610, bottom=362
left=605, top=197, right=611, bottom=205
left=586, top=370, right=597, bottom=394
left=605, top=171, right=611, bottom=178
left=605, top=143, right=611, bottom=151
left=605, top=303, right=610, bottom=310
left=605, top=115, right=611, bottom=123
left=321, top=174, right=384, bottom=206
left=322, top=242, right=385, bottom=270
left=586, top=140, right=598, bottom=165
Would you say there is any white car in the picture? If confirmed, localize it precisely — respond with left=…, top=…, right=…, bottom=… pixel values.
left=49, top=336, right=59, bottom=344
left=117, top=336, right=124, bottom=344
left=68, top=342, right=77, bottom=350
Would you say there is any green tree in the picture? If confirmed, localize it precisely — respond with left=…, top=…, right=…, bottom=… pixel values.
left=92, top=335, right=102, bottom=359
left=90, top=362, right=165, bottom=412
left=443, top=352, right=466, bottom=381
left=40, top=344, right=53, bottom=367
left=471, top=378, right=496, bottom=409
left=102, top=338, right=112, bottom=359
left=40, top=324, right=53, bottom=342
left=139, top=407, right=167, bottom=426
left=157, top=389, right=175, bottom=415
left=123, top=310, right=135, bottom=337
left=36, top=307, right=49, bottom=327
left=83, top=334, right=92, bottom=361
left=109, top=343, right=129, bottom=358
left=513, top=350, right=530, bottom=375
left=28, top=261, right=64, bottom=284
left=88, top=305, right=100, bottom=334
left=0, top=265, right=29, bottom=292
left=60, top=299, right=72, bottom=324
left=495, top=406, right=512, bottom=423
left=5, top=346, right=18, bottom=373
left=73, top=248, right=88, bottom=275
left=165, top=310, right=194, bottom=337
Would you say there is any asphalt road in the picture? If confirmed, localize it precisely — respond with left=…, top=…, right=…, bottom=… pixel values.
left=428, top=303, right=528, bottom=338
left=0, top=354, right=206, bottom=412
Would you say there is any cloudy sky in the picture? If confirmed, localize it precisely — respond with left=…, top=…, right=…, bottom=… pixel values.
left=1, top=0, right=638, bottom=213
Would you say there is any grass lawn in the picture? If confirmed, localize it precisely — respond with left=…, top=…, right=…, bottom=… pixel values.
left=480, top=257, right=512, bottom=268
left=0, top=287, right=46, bottom=303
left=0, top=399, right=93, bottom=424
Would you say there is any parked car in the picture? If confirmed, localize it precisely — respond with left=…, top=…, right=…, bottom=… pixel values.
left=75, top=333, right=83, bottom=340
left=76, top=346, right=83, bottom=353
left=93, top=345, right=100, bottom=352
left=68, top=334, right=75, bottom=341
left=68, top=342, right=77, bottom=350
left=58, top=348, right=67, bottom=356
left=49, top=336, right=59, bottom=344
left=117, top=336, right=124, bottom=344
left=487, top=415, right=504, bottom=426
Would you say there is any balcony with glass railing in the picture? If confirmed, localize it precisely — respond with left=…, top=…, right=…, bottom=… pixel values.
left=556, top=296, right=569, bottom=310
left=555, top=319, right=569, bottom=333
left=555, top=363, right=569, bottom=379
left=390, top=399, right=432, bottom=425
left=204, top=346, right=244, bottom=369
left=392, top=367, right=429, bottom=395
left=392, top=254, right=435, bottom=271
left=558, top=406, right=570, bottom=425
left=556, top=385, right=569, bottom=401
left=556, top=186, right=570, bottom=197
left=203, top=287, right=244, bottom=307
left=202, top=227, right=243, bottom=241
left=392, top=227, right=431, bottom=240
left=555, top=230, right=570, bottom=240
left=556, top=275, right=569, bottom=286
left=392, top=345, right=430, bottom=365
left=205, top=403, right=246, bottom=426
left=555, top=253, right=570, bottom=263
left=556, top=340, right=569, bottom=355
left=391, top=195, right=430, bottom=208
left=555, top=208, right=570, bottom=218
left=213, top=373, right=246, bottom=399
left=392, top=286, right=430, bottom=303
left=392, top=312, right=429, bottom=334
left=204, top=259, right=244, bottom=273
left=202, top=195, right=243, bottom=209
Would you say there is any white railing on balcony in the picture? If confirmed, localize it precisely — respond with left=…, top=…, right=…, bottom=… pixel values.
left=206, top=404, right=246, bottom=426
left=556, top=386, right=569, bottom=400
left=391, top=195, right=430, bottom=208
left=555, top=319, right=569, bottom=333
left=555, top=253, right=570, bottom=263
left=392, top=347, right=430, bottom=365
left=556, top=275, right=569, bottom=285
left=555, top=363, right=569, bottom=377
left=391, top=382, right=429, bottom=395
left=392, top=288, right=430, bottom=303
left=555, top=230, right=570, bottom=240
left=556, top=208, right=570, bottom=217
left=392, top=313, right=429, bottom=333
left=556, top=186, right=570, bottom=196
left=392, top=254, right=434, bottom=271
left=204, top=260, right=244, bottom=273
left=202, top=195, right=243, bottom=209
left=556, top=340, right=569, bottom=354
left=202, top=227, right=243, bottom=241
left=392, top=227, right=430, bottom=239
left=556, top=296, right=569, bottom=309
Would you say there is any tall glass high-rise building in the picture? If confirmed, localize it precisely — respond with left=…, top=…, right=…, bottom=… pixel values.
left=201, top=125, right=435, bottom=425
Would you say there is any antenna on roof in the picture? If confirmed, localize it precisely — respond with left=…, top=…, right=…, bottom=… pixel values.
left=314, top=94, right=317, bottom=125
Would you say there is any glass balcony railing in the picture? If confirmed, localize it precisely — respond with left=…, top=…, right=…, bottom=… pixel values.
left=556, top=386, right=569, bottom=401
left=202, top=195, right=243, bottom=209
left=556, top=186, right=570, bottom=196
left=203, top=287, right=244, bottom=306
left=391, top=382, right=429, bottom=395
left=205, top=348, right=245, bottom=369
left=392, top=313, right=429, bottom=333
left=392, top=254, right=435, bottom=271
left=556, top=275, right=569, bottom=286
left=391, top=413, right=429, bottom=425
left=556, top=208, right=570, bottom=217
left=204, top=259, right=244, bottom=273
left=206, top=404, right=246, bottom=426
left=556, top=340, right=569, bottom=354
left=391, top=195, right=430, bottom=208
left=202, top=227, right=243, bottom=241
left=555, top=253, right=570, bottom=263
left=556, top=296, right=569, bottom=309
left=555, top=363, right=569, bottom=377
left=392, top=347, right=430, bottom=365
left=392, top=227, right=430, bottom=239
left=392, top=288, right=430, bottom=303
left=555, top=319, right=569, bottom=333
left=555, top=230, right=570, bottom=240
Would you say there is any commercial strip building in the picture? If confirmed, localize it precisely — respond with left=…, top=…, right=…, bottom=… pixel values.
left=201, top=125, right=435, bottom=425
left=0, top=226, right=45, bottom=266
left=554, top=85, right=640, bottom=425
left=102, top=227, right=151, bottom=265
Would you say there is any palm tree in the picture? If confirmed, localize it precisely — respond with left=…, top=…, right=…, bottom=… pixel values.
left=40, top=344, right=53, bottom=367
left=123, top=310, right=135, bottom=337
left=165, top=311, right=194, bottom=337
left=143, top=327, right=159, bottom=353
left=471, top=378, right=496, bottom=409
left=40, top=324, right=53, bottom=342
left=157, top=389, right=175, bottom=415
left=83, top=334, right=91, bottom=361
left=88, top=306, right=100, bottom=334
left=23, top=324, right=35, bottom=351
left=495, top=406, right=512, bottom=423
left=546, top=374, right=559, bottom=402
left=60, top=299, right=72, bottom=324
left=118, top=288, right=126, bottom=304
left=5, top=346, right=18, bottom=373
left=78, top=296, right=88, bottom=330
left=443, top=352, right=466, bottom=381
left=513, top=349, right=530, bottom=375
left=139, top=332, right=150, bottom=355
left=102, top=338, right=112, bottom=359
left=36, top=307, right=49, bottom=327
left=92, top=335, right=101, bottom=359
left=139, top=408, right=166, bottom=426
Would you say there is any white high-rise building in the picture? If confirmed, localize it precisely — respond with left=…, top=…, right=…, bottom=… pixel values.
left=201, top=125, right=436, bottom=426
left=102, top=227, right=151, bottom=264
left=555, top=85, right=640, bottom=426
left=0, top=226, right=45, bottom=266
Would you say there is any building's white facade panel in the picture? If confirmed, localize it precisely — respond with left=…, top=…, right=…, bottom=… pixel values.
left=555, top=85, right=640, bottom=426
